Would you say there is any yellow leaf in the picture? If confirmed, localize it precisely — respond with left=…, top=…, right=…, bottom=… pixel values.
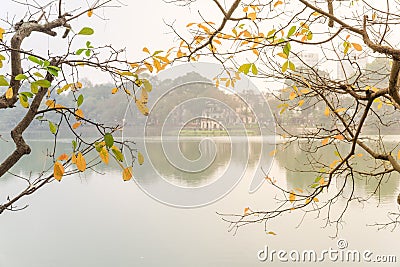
left=305, top=198, right=311, bottom=204
left=143, top=47, right=150, bottom=54
left=140, top=89, right=148, bottom=105
left=397, top=150, right=400, bottom=160
left=153, top=59, right=161, bottom=72
left=75, top=109, right=84, bottom=120
left=356, top=153, right=363, bottom=157
left=123, top=167, right=133, bottom=181
left=351, top=43, right=362, bottom=51
left=274, top=0, right=283, bottom=8
left=322, top=137, right=330, bottom=146
left=72, top=122, right=81, bottom=129
left=324, top=106, right=330, bottom=116
left=111, top=87, right=118, bottom=94
left=267, top=231, right=277, bottom=235
left=75, top=82, right=83, bottom=89
left=313, top=197, right=319, bottom=202
left=137, top=152, right=144, bottom=165
left=5, top=87, right=13, bottom=99
left=76, top=152, right=86, bottom=172
left=289, top=92, right=297, bottom=100
left=289, top=191, right=296, bottom=203
left=335, top=107, right=346, bottom=113
left=312, top=12, right=320, bottom=16
left=53, top=161, right=65, bottom=182
left=87, top=9, right=93, bottom=17
left=269, top=149, right=277, bottom=157
left=0, top=27, right=4, bottom=41
left=247, top=12, right=257, bottom=21
left=135, top=99, right=149, bottom=116
left=277, top=52, right=288, bottom=59
left=45, top=99, right=56, bottom=108
left=99, top=147, right=109, bottom=164
left=57, top=153, right=69, bottom=161
left=298, top=99, right=305, bottom=107
left=300, top=89, right=310, bottom=94
left=243, top=6, right=249, bottom=12
left=319, top=178, right=326, bottom=186
left=129, top=62, right=139, bottom=69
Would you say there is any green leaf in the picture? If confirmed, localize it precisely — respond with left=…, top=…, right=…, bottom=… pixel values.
left=287, top=26, right=296, bottom=37
left=283, top=42, right=291, bottom=56
left=19, top=95, right=29, bottom=108
left=76, top=48, right=85, bottom=55
left=31, top=83, right=39, bottom=94
left=28, top=55, right=43, bottom=66
left=46, top=68, right=58, bottom=77
left=35, top=115, right=45, bottom=121
left=43, top=60, right=50, bottom=67
left=20, top=91, right=33, bottom=98
left=35, top=79, right=51, bottom=88
left=15, top=74, right=28, bottom=80
left=85, top=49, right=91, bottom=57
left=251, top=63, right=258, bottom=75
left=314, top=176, right=322, bottom=183
left=307, top=31, right=313, bottom=40
left=33, top=72, right=44, bottom=78
left=238, top=63, right=252, bottom=75
left=94, top=142, right=104, bottom=152
left=152, top=50, right=163, bottom=56
left=104, top=133, right=114, bottom=148
left=143, top=79, right=152, bottom=92
left=49, top=121, right=57, bottom=134
left=86, top=41, right=92, bottom=48
left=77, top=94, right=84, bottom=107
left=0, top=75, right=9, bottom=86
left=78, top=27, right=94, bottom=35
left=282, top=61, right=289, bottom=73
left=267, top=28, right=276, bottom=37
left=112, top=147, right=124, bottom=162
left=72, top=140, right=77, bottom=151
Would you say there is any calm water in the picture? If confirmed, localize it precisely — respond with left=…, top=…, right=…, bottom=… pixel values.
left=0, top=137, right=399, bottom=267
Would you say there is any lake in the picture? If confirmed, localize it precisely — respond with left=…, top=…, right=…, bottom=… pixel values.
left=0, top=137, right=399, bottom=266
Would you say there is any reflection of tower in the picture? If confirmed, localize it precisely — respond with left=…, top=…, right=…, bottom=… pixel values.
left=337, top=51, right=367, bottom=80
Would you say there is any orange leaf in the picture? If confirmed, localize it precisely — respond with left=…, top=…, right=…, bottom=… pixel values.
left=269, top=149, right=277, bottom=157
left=123, top=167, right=133, bottom=181
left=75, top=109, right=84, bottom=120
left=398, top=150, right=400, bottom=160
left=289, top=190, right=296, bottom=203
left=277, top=52, right=288, bottom=59
left=322, top=137, right=330, bottom=146
left=289, top=92, right=297, bottom=100
left=45, top=99, right=56, bottom=108
left=57, top=153, right=69, bottom=161
left=111, top=87, right=118, bottom=94
left=294, top=188, right=303, bottom=193
left=324, top=106, right=330, bottom=116
left=143, top=47, right=150, bottom=54
left=351, top=43, right=362, bottom=51
left=244, top=207, right=250, bottom=214
left=76, top=152, right=86, bottom=172
left=274, top=0, right=283, bottom=8
left=87, top=9, right=93, bottom=17
left=247, top=12, right=256, bottom=21
left=334, top=134, right=345, bottom=141
left=53, top=161, right=65, bottom=182
left=71, top=153, right=77, bottom=164
left=72, top=122, right=81, bottom=129
left=313, top=197, right=319, bottom=202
